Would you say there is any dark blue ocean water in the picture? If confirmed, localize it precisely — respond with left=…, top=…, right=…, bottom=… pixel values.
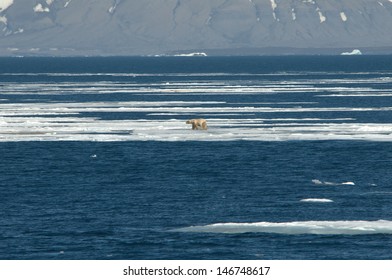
left=1, top=56, right=392, bottom=259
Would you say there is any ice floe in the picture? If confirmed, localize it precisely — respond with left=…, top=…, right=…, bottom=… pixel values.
left=174, top=52, right=207, bottom=57
left=175, top=220, right=392, bottom=235
left=0, top=0, right=13, bottom=12
left=1, top=72, right=392, bottom=142
left=312, top=179, right=355, bottom=186
left=33, top=3, right=50, bottom=13
left=340, top=12, right=348, bottom=22
left=300, top=198, right=334, bottom=203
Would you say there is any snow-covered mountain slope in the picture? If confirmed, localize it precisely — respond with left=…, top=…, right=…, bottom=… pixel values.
left=1, top=0, right=392, bottom=56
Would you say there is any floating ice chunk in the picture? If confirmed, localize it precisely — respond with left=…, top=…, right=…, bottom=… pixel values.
left=341, top=49, right=362, bottom=55
left=342, top=181, right=355, bottom=185
left=34, top=4, right=50, bottom=13
left=316, top=8, right=326, bottom=23
left=311, top=179, right=323, bottom=185
left=0, top=0, right=13, bottom=12
left=300, top=198, right=334, bottom=203
left=312, top=179, right=355, bottom=186
left=270, top=0, right=278, bottom=21
left=0, top=15, right=7, bottom=25
left=108, top=3, right=117, bottom=14
left=175, top=220, right=392, bottom=235
left=174, top=52, right=207, bottom=57
left=291, top=8, right=296, bottom=20
left=64, top=0, right=71, bottom=8
left=340, top=12, right=347, bottom=22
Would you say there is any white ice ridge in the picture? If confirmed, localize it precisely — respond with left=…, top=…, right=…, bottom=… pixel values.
left=175, top=220, right=392, bottom=235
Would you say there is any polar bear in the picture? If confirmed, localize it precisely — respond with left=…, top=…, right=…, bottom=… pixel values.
left=186, top=118, right=208, bottom=130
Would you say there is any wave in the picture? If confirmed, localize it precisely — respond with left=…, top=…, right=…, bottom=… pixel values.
left=174, top=220, right=392, bottom=235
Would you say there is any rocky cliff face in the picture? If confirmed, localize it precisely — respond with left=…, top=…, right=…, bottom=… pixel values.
left=1, top=0, right=392, bottom=56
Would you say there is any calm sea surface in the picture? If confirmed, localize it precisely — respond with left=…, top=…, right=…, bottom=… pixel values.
left=1, top=56, right=392, bottom=259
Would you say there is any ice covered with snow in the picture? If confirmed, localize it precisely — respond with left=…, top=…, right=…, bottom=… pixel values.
left=1, top=98, right=392, bottom=142
left=175, top=220, right=392, bottom=235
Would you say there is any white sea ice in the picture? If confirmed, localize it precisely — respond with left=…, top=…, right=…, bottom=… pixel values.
left=176, top=220, right=392, bottom=235
left=0, top=0, right=13, bottom=12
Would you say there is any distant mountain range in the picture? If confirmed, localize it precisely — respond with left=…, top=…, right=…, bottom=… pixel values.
left=1, top=0, right=392, bottom=56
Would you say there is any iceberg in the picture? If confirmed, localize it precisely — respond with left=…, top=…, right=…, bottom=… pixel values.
left=341, top=49, right=362, bottom=55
